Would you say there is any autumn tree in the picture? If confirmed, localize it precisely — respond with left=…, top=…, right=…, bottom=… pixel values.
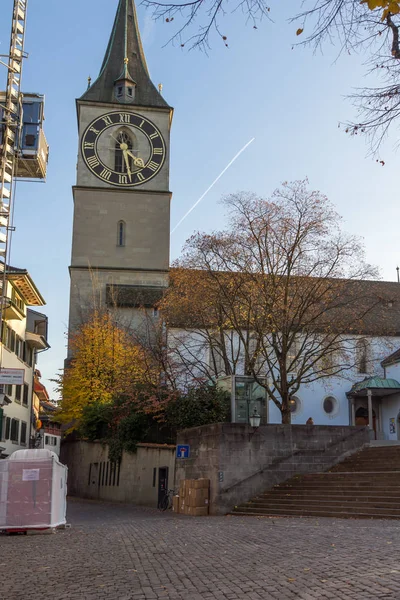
left=144, top=0, right=400, bottom=154
left=58, top=310, right=157, bottom=429
left=161, top=180, right=395, bottom=424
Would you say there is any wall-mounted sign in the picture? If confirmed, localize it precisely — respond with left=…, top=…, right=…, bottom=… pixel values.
left=176, top=444, right=190, bottom=459
left=390, top=417, right=396, bottom=434
left=0, top=368, right=24, bottom=386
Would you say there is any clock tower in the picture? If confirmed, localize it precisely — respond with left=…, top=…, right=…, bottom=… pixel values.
left=68, top=0, right=173, bottom=335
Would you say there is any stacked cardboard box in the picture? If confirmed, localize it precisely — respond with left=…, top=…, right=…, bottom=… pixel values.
left=172, top=479, right=210, bottom=516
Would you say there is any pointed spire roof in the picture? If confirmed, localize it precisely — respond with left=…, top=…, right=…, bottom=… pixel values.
left=81, top=0, right=169, bottom=108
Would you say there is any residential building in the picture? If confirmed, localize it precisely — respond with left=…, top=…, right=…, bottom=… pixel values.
left=0, top=267, right=49, bottom=457
left=33, top=369, right=61, bottom=457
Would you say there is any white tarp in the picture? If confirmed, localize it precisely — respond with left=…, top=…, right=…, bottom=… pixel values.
left=0, top=449, right=67, bottom=529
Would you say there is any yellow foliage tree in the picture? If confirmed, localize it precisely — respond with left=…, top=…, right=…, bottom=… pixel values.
left=59, top=310, right=154, bottom=430
left=361, top=0, right=400, bottom=21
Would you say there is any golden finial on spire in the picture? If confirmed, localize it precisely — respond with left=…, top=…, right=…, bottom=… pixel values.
left=158, top=83, right=163, bottom=93
left=87, top=76, right=92, bottom=89
left=124, top=57, right=129, bottom=65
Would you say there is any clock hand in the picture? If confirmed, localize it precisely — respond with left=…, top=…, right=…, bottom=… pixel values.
left=125, top=149, right=144, bottom=168
left=122, top=149, right=132, bottom=182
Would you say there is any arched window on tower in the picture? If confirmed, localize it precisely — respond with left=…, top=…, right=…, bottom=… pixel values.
left=117, top=220, right=126, bottom=247
left=114, top=130, right=135, bottom=173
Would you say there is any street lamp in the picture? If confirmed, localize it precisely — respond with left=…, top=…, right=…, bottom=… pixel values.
left=249, top=407, right=261, bottom=440
left=249, top=407, right=261, bottom=428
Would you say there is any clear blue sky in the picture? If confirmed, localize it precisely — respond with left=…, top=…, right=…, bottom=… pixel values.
left=0, top=0, right=398, bottom=397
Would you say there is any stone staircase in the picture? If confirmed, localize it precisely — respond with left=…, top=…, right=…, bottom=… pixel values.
left=230, top=445, right=400, bottom=519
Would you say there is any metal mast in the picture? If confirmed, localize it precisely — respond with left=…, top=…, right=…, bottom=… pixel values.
left=0, top=0, right=27, bottom=331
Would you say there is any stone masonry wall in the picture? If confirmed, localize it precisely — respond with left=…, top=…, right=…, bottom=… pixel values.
left=61, top=440, right=176, bottom=508
left=175, top=424, right=369, bottom=515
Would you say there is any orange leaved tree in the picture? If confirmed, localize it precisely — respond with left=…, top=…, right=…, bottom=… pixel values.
left=59, top=310, right=156, bottom=430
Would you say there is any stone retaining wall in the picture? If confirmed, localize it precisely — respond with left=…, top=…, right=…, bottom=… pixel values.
left=175, top=424, right=369, bottom=515
left=61, top=440, right=176, bottom=507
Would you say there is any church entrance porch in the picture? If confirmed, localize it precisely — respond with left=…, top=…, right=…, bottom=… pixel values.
left=347, top=376, right=400, bottom=440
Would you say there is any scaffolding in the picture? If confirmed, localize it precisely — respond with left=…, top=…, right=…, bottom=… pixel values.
left=0, top=0, right=49, bottom=339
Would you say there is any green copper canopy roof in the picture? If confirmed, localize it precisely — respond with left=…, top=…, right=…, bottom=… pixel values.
left=348, top=376, right=400, bottom=396
left=80, top=0, right=170, bottom=108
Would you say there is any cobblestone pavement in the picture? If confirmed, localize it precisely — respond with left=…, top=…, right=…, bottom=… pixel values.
left=2, top=499, right=400, bottom=600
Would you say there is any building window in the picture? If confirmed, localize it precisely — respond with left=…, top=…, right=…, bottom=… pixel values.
left=9, top=329, right=16, bottom=353
left=15, top=384, right=22, bottom=402
left=45, top=435, right=49, bottom=445
left=10, top=418, right=19, bottom=442
left=5, top=417, right=11, bottom=440
left=356, top=339, right=369, bottom=374
left=6, top=384, right=12, bottom=397
left=289, top=396, right=301, bottom=415
left=1, top=321, right=7, bottom=345
left=117, top=220, right=126, bottom=247
left=15, top=336, right=20, bottom=358
left=323, top=396, right=338, bottom=415
left=20, top=421, right=27, bottom=445
left=114, top=130, right=134, bottom=173
left=22, top=383, right=29, bottom=406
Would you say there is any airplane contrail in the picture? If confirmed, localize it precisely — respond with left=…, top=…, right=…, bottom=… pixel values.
left=171, top=137, right=255, bottom=234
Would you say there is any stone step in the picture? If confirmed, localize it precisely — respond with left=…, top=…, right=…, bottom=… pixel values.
left=229, top=508, right=400, bottom=519
left=231, top=502, right=400, bottom=515
left=332, top=464, right=400, bottom=471
left=229, top=446, right=400, bottom=519
left=276, top=478, right=400, bottom=486
left=261, top=489, right=400, bottom=499
left=247, top=497, right=400, bottom=508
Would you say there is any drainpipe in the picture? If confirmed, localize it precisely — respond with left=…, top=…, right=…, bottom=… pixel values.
left=367, top=389, right=373, bottom=438
left=350, top=397, right=355, bottom=426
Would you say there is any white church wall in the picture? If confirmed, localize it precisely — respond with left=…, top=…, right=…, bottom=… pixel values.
left=169, top=325, right=400, bottom=426
left=381, top=393, right=400, bottom=440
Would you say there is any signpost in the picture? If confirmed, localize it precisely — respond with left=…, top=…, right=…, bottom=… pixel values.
left=176, top=444, right=190, bottom=459
left=0, top=368, right=24, bottom=385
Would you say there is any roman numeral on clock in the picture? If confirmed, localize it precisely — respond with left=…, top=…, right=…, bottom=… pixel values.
left=87, top=155, right=99, bottom=168
left=119, top=174, right=128, bottom=184
left=153, top=148, right=163, bottom=155
left=89, top=127, right=99, bottom=134
left=100, top=168, right=112, bottom=181
left=136, top=172, right=145, bottom=182
left=147, top=161, right=158, bottom=172
left=102, top=115, right=113, bottom=126
left=119, top=113, right=131, bottom=123
left=84, top=142, right=94, bottom=149
left=149, top=132, right=158, bottom=140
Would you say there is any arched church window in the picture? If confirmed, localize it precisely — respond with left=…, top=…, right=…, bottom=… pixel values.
left=356, top=339, right=369, bottom=374
left=114, top=130, right=135, bottom=173
left=117, top=220, right=126, bottom=247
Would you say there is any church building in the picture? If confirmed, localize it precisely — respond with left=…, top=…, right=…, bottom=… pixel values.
left=68, top=0, right=400, bottom=443
left=68, top=0, right=173, bottom=337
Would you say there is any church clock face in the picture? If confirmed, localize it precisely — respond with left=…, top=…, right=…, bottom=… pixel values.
left=81, top=111, right=166, bottom=187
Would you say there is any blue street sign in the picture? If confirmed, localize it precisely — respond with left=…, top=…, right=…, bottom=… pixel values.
left=176, top=444, right=190, bottom=459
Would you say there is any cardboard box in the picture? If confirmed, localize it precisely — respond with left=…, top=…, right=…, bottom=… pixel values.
left=179, top=497, right=185, bottom=513
left=187, top=506, right=208, bottom=517
left=188, top=488, right=209, bottom=508
left=172, top=495, right=180, bottom=514
left=192, top=479, right=210, bottom=490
